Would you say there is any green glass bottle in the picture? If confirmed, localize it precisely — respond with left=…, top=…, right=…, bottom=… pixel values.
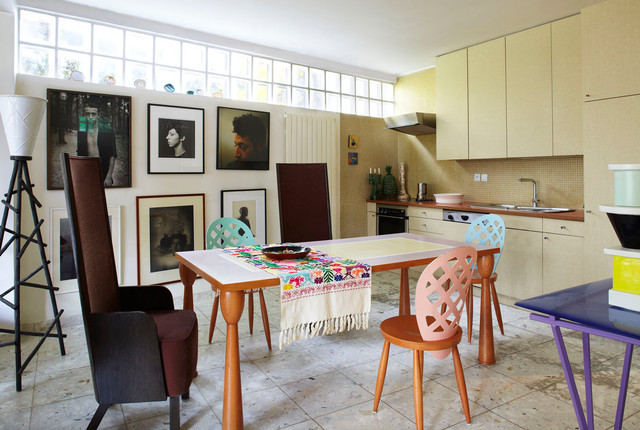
left=382, top=165, right=398, bottom=199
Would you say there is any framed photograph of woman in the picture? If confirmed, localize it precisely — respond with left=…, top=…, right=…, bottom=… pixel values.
left=147, top=104, right=205, bottom=174
left=221, top=189, right=267, bottom=245
left=136, top=193, right=205, bottom=285
left=217, top=107, right=270, bottom=170
left=46, top=88, right=131, bottom=189
left=50, top=205, right=121, bottom=293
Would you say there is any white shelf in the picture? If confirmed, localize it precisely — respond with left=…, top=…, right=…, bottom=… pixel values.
left=604, top=246, right=640, bottom=258
left=599, top=205, right=640, bottom=215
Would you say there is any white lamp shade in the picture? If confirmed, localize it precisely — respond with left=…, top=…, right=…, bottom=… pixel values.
left=0, top=95, right=47, bottom=157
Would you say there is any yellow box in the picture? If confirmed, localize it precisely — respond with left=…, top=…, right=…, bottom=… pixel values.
left=613, top=255, right=640, bottom=294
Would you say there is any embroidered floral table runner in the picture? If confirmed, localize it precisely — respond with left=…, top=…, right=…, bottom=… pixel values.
left=222, top=245, right=371, bottom=348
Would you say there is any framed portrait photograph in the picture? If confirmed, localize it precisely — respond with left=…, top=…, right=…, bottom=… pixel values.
left=147, top=103, right=205, bottom=174
left=221, top=189, right=267, bottom=245
left=51, top=206, right=121, bottom=292
left=136, top=193, right=205, bottom=285
left=217, top=106, right=270, bottom=170
left=46, top=88, right=131, bottom=189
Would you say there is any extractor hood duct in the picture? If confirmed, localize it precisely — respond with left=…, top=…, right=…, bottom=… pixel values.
left=384, top=112, right=436, bottom=136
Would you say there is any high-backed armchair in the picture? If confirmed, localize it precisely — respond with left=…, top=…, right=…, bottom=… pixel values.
left=60, top=154, right=198, bottom=430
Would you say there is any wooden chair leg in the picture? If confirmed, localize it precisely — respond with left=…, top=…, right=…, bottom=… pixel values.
left=170, top=395, right=180, bottom=430
left=373, top=340, right=391, bottom=412
left=248, top=291, right=255, bottom=334
left=452, top=346, right=471, bottom=424
left=208, top=294, right=220, bottom=343
left=467, top=285, right=474, bottom=343
left=413, top=350, right=424, bottom=430
left=490, top=281, right=505, bottom=335
left=87, top=403, right=109, bottom=430
left=417, top=350, right=424, bottom=381
left=258, top=289, right=272, bottom=350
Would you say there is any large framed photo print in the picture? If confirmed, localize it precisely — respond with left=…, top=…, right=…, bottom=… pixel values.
left=147, top=104, right=205, bottom=174
left=46, top=88, right=131, bottom=189
left=217, top=107, right=270, bottom=170
left=221, top=189, right=266, bottom=245
left=136, top=194, right=205, bottom=284
left=51, top=206, right=121, bottom=292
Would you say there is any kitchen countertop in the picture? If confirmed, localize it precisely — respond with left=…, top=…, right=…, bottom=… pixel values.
left=368, top=198, right=584, bottom=222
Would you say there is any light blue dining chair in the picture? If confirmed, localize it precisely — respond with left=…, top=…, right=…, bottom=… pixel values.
left=464, top=214, right=506, bottom=343
left=206, top=217, right=271, bottom=349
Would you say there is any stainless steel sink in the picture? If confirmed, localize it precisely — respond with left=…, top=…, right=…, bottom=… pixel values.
left=469, top=204, right=574, bottom=213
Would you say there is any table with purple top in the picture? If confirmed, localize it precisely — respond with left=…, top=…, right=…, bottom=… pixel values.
left=516, top=278, right=640, bottom=430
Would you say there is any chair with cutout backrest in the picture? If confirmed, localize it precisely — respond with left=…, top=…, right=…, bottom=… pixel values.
left=61, top=154, right=197, bottom=430
left=373, top=246, right=477, bottom=429
left=464, top=214, right=506, bottom=342
left=206, top=217, right=271, bottom=349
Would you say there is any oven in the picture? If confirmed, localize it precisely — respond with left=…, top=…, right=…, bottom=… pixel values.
left=442, top=209, right=486, bottom=224
left=376, top=206, right=408, bottom=235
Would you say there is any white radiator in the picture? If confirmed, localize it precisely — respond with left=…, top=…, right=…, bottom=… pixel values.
left=285, top=113, right=340, bottom=238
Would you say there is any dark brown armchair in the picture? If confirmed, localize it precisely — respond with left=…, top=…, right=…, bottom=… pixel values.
left=276, top=163, right=332, bottom=242
left=60, top=154, right=198, bottom=430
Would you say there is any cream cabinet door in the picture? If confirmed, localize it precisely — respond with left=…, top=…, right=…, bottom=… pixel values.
left=551, top=15, right=583, bottom=156
left=582, top=0, right=640, bottom=101
left=367, top=211, right=376, bottom=236
left=542, top=233, right=584, bottom=294
left=506, top=24, right=552, bottom=157
left=497, top=228, right=543, bottom=301
left=436, top=49, right=468, bottom=160
left=468, top=38, right=506, bottom=159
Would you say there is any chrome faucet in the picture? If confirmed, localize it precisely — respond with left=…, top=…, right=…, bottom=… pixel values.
left=519, top=178, right=540, bottom=207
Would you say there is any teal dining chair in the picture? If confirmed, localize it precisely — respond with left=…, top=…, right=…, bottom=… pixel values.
left=206, top=217, right=271, bottom=349
left=464, top=214, right=506, bottom=342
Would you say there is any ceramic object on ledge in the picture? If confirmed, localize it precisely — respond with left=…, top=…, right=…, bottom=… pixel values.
left=435, top=193, right=464, bottom=204
left=600, top=205, right=640, bottom=249
left=609, top=164, right=640, bottom=207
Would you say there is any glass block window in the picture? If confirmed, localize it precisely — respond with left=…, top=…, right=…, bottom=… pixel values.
left=17, top=7, right=395, bottom=117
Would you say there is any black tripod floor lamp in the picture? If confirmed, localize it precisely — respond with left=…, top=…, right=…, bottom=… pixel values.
left=0, top=95, right=66, bottom=391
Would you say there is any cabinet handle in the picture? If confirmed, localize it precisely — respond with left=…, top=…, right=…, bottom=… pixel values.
left=560, top=226, right=566, bottom=230
left=544, top=236, right=549, bottom=240
left=585, top=210, right=592, bottom=213
left=585, top=94, right=590, bottom=97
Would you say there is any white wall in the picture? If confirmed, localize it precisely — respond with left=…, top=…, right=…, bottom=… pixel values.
left=5, top=73, right=338, bottom=323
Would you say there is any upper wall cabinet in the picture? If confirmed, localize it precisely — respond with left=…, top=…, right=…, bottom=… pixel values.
left=506, top=24, right=553, bottom=158
left=436, top=48, right=468, bottom=160
left=582, top=0, right=640, bottom=101
left=552, top=15, right=583, bottom=156
left=468, top=38, right=506, bottom=159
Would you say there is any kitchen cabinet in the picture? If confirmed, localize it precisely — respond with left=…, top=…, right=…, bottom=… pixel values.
left=367, top=202, right=376, bottom=236
left=551, top=15, right=583, bottom=156
left=582, top=0, right=640, bottom=101
left=435, top=48, right=468, bottom=160
left=468, top=38, right=507, bottom=159
left=542, top=218, right=585, bottom=294
left=506, top=24, right=553, bottom=158
left=408, top=206, right=444, bottom=236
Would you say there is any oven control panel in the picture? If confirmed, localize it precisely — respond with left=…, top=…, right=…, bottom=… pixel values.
left=442, top=210, right=487, bottom=224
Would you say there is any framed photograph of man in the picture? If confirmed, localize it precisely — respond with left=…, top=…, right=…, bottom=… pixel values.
left=136, top=193, right=205, bottom=285
left=147, top=104, right=205, bottom=174
left=50, top=205, right=121, bottom=293
left=217, top=107, right=270, bottom=170
left=46, top=88, right=131, bottom=189
left=221, top=188, right=267, bottom=245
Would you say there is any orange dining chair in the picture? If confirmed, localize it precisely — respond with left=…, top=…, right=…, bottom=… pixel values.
left=373, top=246, right=477, bottom=428
left=206, top=217, right=271, bottom=349
left=464, top=214, right=506, bottom=342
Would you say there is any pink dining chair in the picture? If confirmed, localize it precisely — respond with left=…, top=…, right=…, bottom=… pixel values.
left=373, top=246, right=477, bottom=428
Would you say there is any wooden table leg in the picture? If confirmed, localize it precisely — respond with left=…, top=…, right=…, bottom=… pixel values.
left=399, top=268, right=411, bottom=316
left=477, top=254, right=495, bottom=365
left=179, top=263, right=197, bottom=311
left=220, top=290, right=245, bottom=430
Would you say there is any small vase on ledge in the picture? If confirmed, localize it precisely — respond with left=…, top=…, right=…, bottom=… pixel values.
left=398, top=162, right=410, bottom=202
left=382, top=165, right=398, bottom=199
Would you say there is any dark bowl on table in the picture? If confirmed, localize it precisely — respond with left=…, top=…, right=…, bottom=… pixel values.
left=262, top=245, right=311, bottom=260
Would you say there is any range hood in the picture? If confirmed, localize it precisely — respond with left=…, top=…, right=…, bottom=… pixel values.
left=384, top=112, right=436, bottom=136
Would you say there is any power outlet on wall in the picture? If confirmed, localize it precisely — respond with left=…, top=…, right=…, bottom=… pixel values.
left=481, top=174, right=488, bottom=182
left=474, top=173, right=481, bottom=182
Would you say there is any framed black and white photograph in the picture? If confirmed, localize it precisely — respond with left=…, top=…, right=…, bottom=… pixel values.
left=46, top=88, right=131, bottom=189
left=136, top=194, right=205, bottom=285
left=51, top=206, right=121, bottom=292
left=147, top=104, right=205, bottom=174
left=221, top=189, right=266, bottom=245
left=217, top=106, right=270, bottom=170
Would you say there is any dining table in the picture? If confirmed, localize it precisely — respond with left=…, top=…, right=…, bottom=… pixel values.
left=175, top=232, right=500, bottom=430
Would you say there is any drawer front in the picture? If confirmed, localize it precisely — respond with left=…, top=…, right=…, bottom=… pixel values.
left=409, top=217, right=444, bottom=235
left=502, top=214, right=543, bottom=231
left=367, top=202, right=377, bottom=212
left=408, top=206, right=443, bottom=220
left=542, top=218, right=584, bottom=237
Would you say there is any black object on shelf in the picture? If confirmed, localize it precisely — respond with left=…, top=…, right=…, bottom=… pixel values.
left=0, top=156, right=66, bottom=391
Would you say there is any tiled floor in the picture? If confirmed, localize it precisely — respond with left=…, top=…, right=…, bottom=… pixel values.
left=2, top=270, right=640, bottom=429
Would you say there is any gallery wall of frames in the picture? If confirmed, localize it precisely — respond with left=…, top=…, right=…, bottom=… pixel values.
left=9, top=73, right=339, bottom=320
